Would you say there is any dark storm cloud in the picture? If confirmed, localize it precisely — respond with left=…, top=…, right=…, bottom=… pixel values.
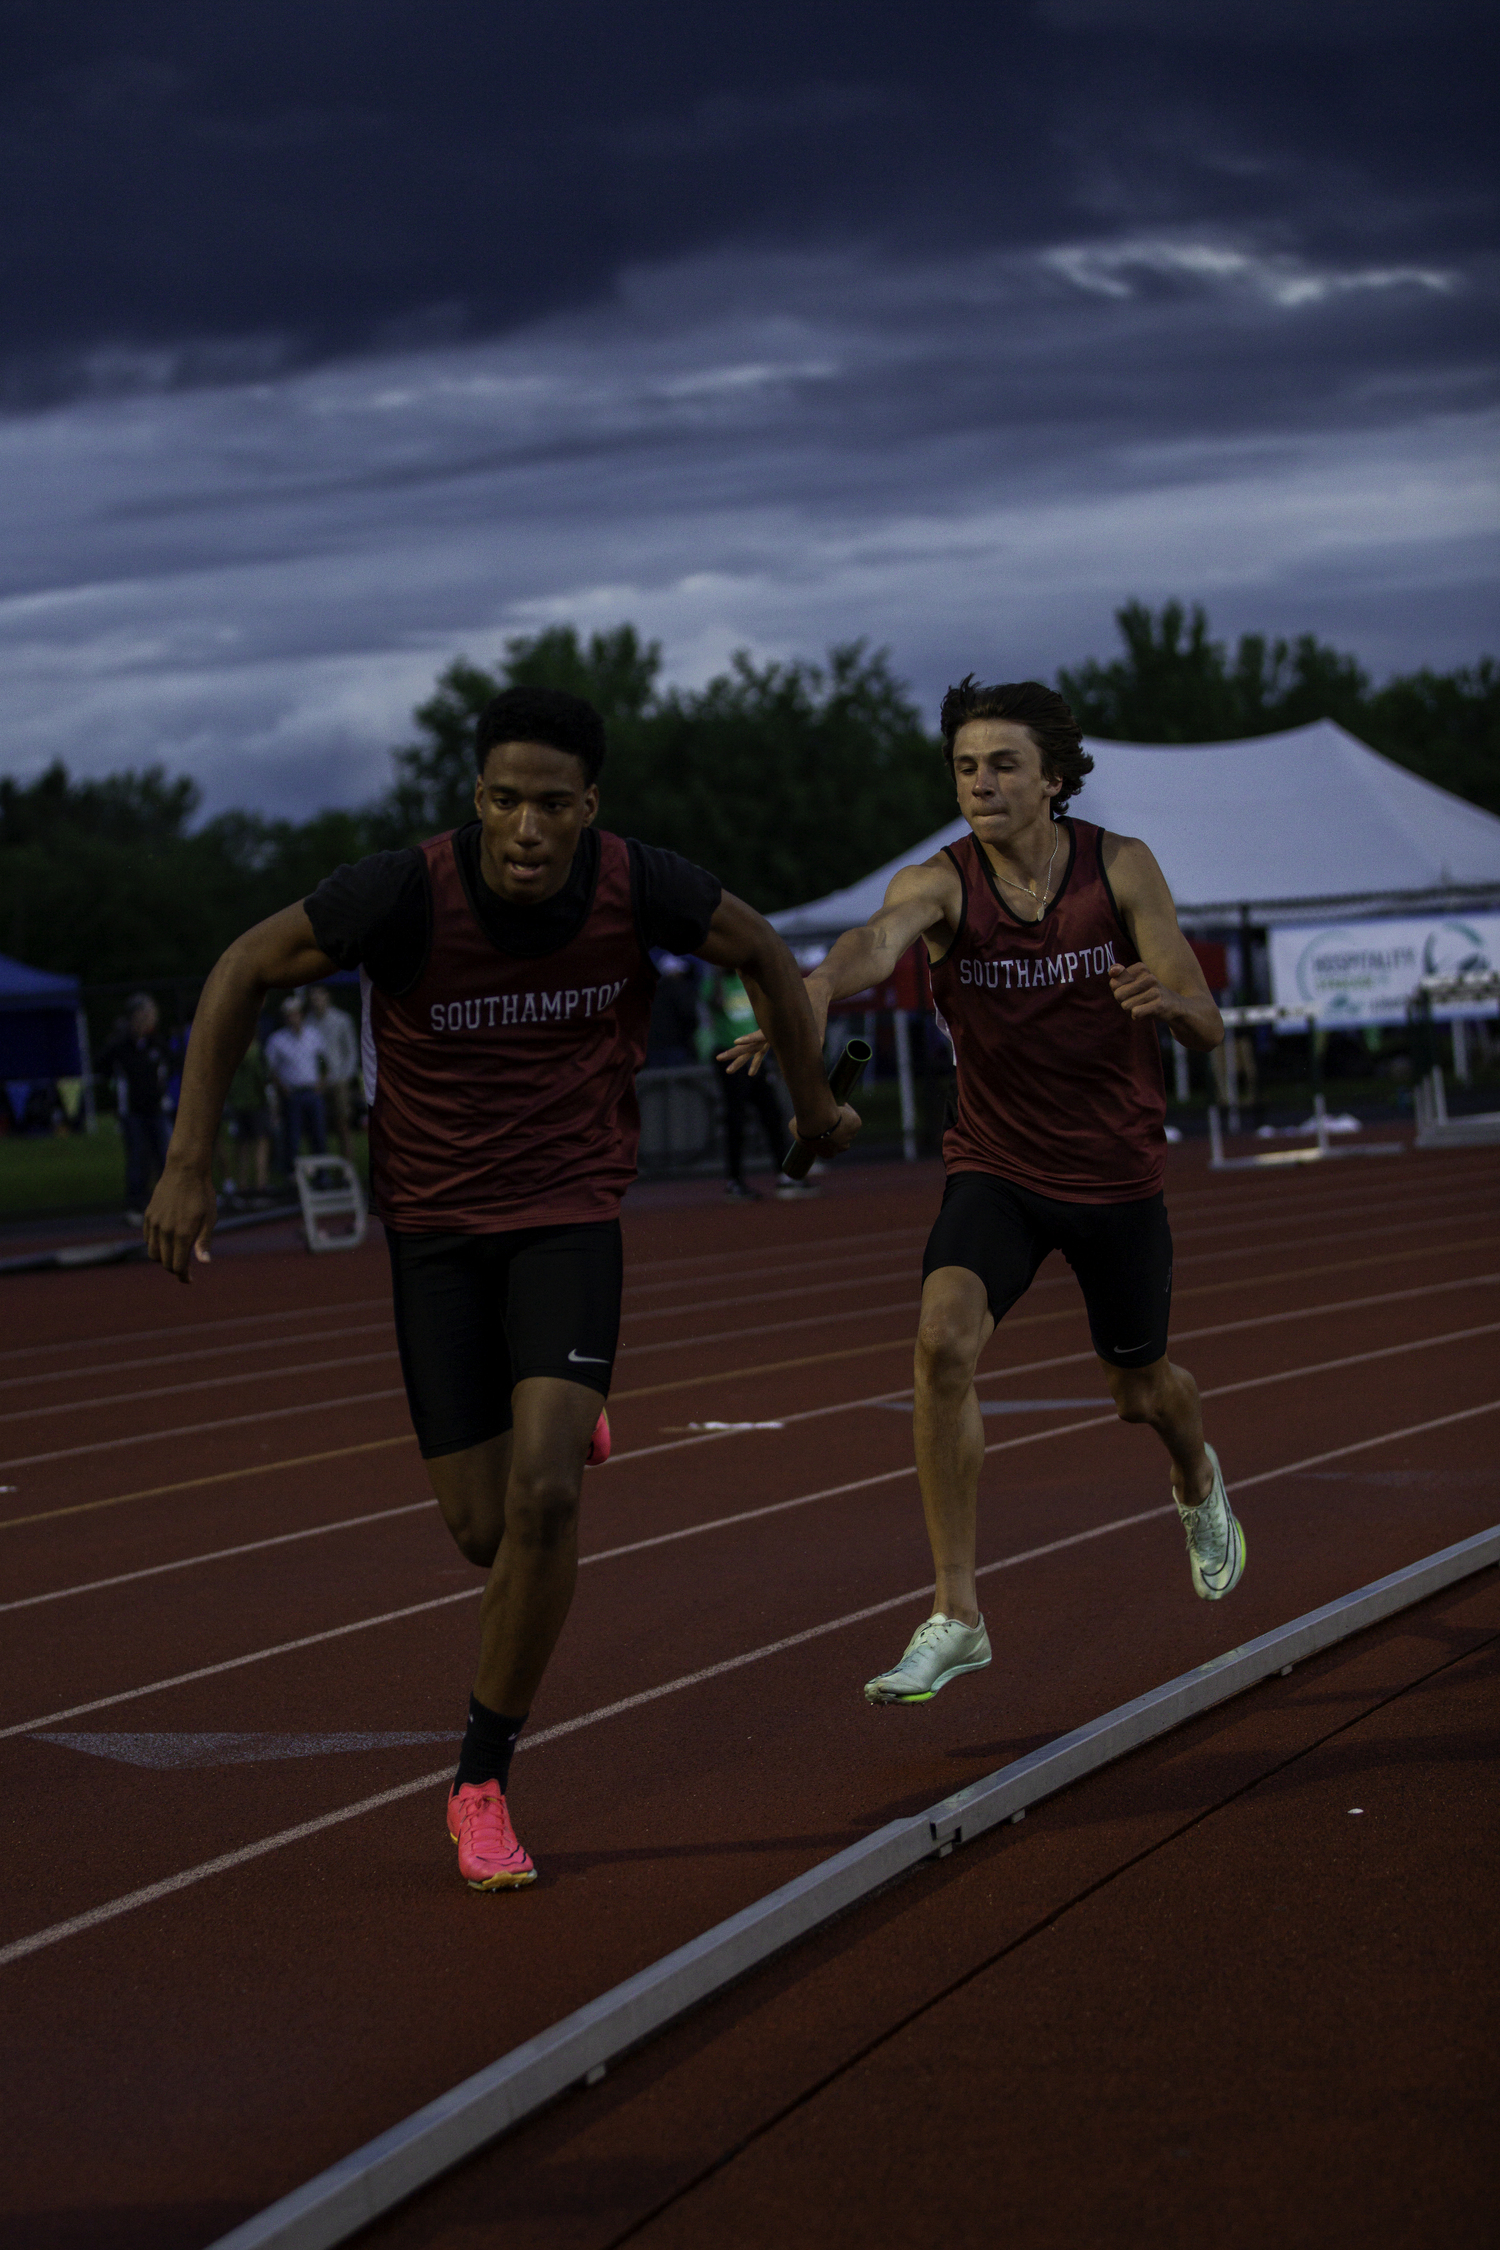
left=2, top=0, right=1493, bottom=401
left=0, top=2, right=1494, bottom=820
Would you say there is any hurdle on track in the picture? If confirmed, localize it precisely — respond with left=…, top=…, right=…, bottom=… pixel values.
left=292, top=1157, right=367, bottom=1253
left=1207, top=1004, right=1404, bottom=1172
left=1411, top=973, right=1500, bottom=1151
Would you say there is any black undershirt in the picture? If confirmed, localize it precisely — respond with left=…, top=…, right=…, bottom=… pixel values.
left=305, top=824, right=721, bottom=995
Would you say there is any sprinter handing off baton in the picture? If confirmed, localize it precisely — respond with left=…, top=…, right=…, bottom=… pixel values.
left=722, top=675, right=1240, bottom=1711
left=143, top=685, right=859, bottom=1891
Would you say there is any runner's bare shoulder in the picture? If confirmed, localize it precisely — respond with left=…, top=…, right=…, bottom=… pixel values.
left=1100, top=831, right=1171, bottom=907
left=882, top=851, right=963, bottom=952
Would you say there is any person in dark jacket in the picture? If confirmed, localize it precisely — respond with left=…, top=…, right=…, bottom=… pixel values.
left=101, top=994, right=172, bottom=1221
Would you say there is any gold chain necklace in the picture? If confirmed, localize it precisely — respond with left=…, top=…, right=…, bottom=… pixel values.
left=993, top=826, right=1061, bottom=923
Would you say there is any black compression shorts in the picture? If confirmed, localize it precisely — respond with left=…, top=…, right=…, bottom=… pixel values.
left=386, top=1219, right=622, bottom=1459
left=922, top=1172, right=1173, bottom=1370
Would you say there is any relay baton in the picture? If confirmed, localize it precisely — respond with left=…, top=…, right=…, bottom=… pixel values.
left=782, top=1036, right=872, bottom=1181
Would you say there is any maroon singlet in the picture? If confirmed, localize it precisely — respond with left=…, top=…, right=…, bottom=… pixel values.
left=928, top=820, right=1165, bottom=1203
left=365, top=829, right=656, bottom=1232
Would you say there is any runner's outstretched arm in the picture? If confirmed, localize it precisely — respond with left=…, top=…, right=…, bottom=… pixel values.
left=719, top=857, right=959, bottom=1074
left=1100, top=836, right=1224, bottom=1052
left=700, top=891, right=860, bottom=1150
left=144, top=904, right=337, bottom=1281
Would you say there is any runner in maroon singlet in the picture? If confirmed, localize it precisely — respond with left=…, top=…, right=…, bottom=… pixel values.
left=724, top=677, right=1246, bottom=1708
left=144, top=685, right=859, bottom=1886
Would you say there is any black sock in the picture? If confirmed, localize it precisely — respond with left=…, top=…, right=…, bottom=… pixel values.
left=453, top=1695, right=527, bottom=1794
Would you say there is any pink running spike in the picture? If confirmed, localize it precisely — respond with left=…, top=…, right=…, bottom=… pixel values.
left=586, top=1408, right=611, bottom=1467
left=447, top=1781, right=536, bottom=1889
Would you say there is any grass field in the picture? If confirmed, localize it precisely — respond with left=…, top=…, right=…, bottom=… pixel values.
left=0, top=1129, right=127, bottom=1219
left=0, top=1128, right=373, bottom=1222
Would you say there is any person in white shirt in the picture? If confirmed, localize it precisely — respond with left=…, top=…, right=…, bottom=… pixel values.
left=308, top=983, right=360, bottom=1162
left=265, top=995, right=327, bottom=1176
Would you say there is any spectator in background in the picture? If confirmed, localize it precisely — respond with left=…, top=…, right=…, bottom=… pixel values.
left=645, top=951, right=701, bottom=1065
left=265, top=994, right=326, bottom=1177
left=101, top=993, right=172, bottom=1222
left=308, top=983, right=360, bottom=1163
left=218, top=1034, right=273, bottom=1201
left=705, top=968, right=813, bottom=1202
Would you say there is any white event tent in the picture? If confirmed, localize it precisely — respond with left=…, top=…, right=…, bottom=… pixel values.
left=769, top=721, right=1500, bottom=938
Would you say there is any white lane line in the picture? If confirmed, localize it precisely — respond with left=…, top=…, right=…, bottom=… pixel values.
left=2, top=1241, right=928, bottom=1399
left=0, top=1462, right=928, bottom=1735
left=0, top=1776, right=461, bottom=1969
left=963, top=1321, right=1500, bottom=1468
left=623, top=1265, right=916, bottom=1323
left=2, top=1173, right=1478, bottom=1383
left=5, top=1177, right=1489, bottom=1434
left=617, top=1269, right=1500, bottom=1466
left=0, top=1590, right=482, bottom=1742
left=616, top=1296, right=921, bottom=1359
left=618, top=1218, right=929, bottom=1285
left=1135, top=1268, right=1500, bottom=1356
left=620, top=1194, right=1493, bottom=1327
left=5, top=1195, right=1483, bottom=1438
left=569, top=1211, right=1500, bottom=1371
left=0, top=1322, right=392, bottom=1396
left=9, top=1274, right=1498, bottom=1609
left=1225, top=1397, right=1500, bottom=1489
left=1202, top=1319, right=1500, bottom=1404
left=7, top=1394, right=1499, bottom=1972
left=0, top=1503, right=432, bottom=1615
left=0, top=1282, right=913, bottom=1425
left=5, top=1319, right=1496, bottom=1734
left=0, top=1226, right=933, bottom=1373
left=0, top=1307, right=938, bottom=1466
left=0, top=1503, right=1190, bottom=1972
left=6, top=1191, right=1472, bottom=1425
left=13, top=1218, right=1492, bottom=1475
left=624, top=1175, right=1473, bottom=1287
left=622, top=1235, right=929, bottom=1300
left=1, top=1451, right=927, bottom=1613
left=615, top=1267, right=1500, bottom=1470
left=0, top=1297, right=391, bottom=1367
left=0, top=1349, right=400, bottom=1429
left=0, top=1389, right=409, bottom=1474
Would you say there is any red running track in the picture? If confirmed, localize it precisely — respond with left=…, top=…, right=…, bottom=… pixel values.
left=1, top=1142, right=1497, bottom=2248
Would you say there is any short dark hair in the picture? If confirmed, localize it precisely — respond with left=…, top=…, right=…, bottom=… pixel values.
left=474, top=686, right=607, bottom=784
left=938, top=677, right=1094, bottom=814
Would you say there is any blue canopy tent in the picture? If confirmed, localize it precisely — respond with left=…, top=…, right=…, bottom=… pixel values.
left=0, top=953, right=92, bottom=1127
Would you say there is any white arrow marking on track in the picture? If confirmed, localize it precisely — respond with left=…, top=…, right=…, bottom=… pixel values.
left=35, top=1731, right=452, bottom=1769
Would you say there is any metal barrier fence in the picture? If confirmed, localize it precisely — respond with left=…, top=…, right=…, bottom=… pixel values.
left=635, top=1012, right=950, bottom=1178
left=635, top=1064, right=723, bottom=1175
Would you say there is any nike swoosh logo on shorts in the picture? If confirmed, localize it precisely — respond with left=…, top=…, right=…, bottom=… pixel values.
left=568, top=1349, right=609, bottom=1364
left=1113, top=1339, right=1149, bottom=1352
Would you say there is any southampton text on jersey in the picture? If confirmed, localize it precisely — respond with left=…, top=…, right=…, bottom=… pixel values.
left=957, top=943, right=1119, bottom=991
left=428, top=978, right=631, bottom=1033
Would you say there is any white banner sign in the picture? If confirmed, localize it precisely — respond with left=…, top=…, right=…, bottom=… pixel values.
left=1269, top=914, right=1500, bottom=1024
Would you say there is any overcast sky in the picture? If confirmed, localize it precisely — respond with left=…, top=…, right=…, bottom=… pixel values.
left=2, top=0, right=1495, bottom=818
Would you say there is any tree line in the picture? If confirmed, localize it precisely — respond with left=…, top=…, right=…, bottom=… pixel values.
left=3, top=604, right=1495, bottom=988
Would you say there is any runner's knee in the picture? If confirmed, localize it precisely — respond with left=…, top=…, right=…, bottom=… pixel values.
left=426, top=1454, right=506, bottom=1567
left=916, top=1308, right=982, bottom=1388
left=506, top=1469, right=581, bottom=1553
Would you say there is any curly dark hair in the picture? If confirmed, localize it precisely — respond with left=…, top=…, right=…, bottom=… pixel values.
left=474, top=686, right=606, bottom=783
left=938, top=676, right=1094, bottom=814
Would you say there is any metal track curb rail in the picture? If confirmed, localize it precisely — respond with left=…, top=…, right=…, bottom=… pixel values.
left=0, top=1200, right=302, bottom=1278
left=209, top=1523, right=1500, bottom=2250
